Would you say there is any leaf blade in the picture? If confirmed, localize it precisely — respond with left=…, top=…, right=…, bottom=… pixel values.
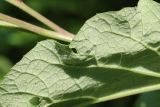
left=0, top=0, right=160, bottom=106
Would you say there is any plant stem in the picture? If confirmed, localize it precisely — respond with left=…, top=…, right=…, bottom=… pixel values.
left=0, top=13, right=73, bottom=42
left=0, top=21, right=18, bottom=28
left=5, top=0, right=74, bottom=38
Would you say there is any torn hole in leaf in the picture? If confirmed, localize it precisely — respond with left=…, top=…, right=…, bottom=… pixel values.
left=71, top=48, right=78, bottom=54
left=30, top=97, right=41, bottom=106
left=30, top=97, right=52, bottom=106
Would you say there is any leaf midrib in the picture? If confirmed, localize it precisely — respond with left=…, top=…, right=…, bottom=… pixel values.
left=19, top=58, right=160, bottom=78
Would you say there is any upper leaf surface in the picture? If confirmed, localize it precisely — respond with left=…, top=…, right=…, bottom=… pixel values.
left=0, top=0, right=160, bottom=107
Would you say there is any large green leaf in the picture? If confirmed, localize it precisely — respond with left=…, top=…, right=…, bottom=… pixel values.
left=0, top=0, right=160, bottom=106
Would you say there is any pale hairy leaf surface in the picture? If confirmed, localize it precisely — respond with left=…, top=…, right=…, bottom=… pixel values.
left=0, top=0, right=160, bottom=107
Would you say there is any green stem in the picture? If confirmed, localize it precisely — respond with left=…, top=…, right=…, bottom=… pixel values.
left=6, top=0, right=74, bottom=38
left=0, top=13, right=72, bottom=42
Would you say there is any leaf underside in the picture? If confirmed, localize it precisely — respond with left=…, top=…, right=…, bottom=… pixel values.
left=0, top=0, right=160, bottom=107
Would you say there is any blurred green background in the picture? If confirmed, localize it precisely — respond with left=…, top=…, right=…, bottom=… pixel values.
left=0, top=0, right=160, bottom=107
